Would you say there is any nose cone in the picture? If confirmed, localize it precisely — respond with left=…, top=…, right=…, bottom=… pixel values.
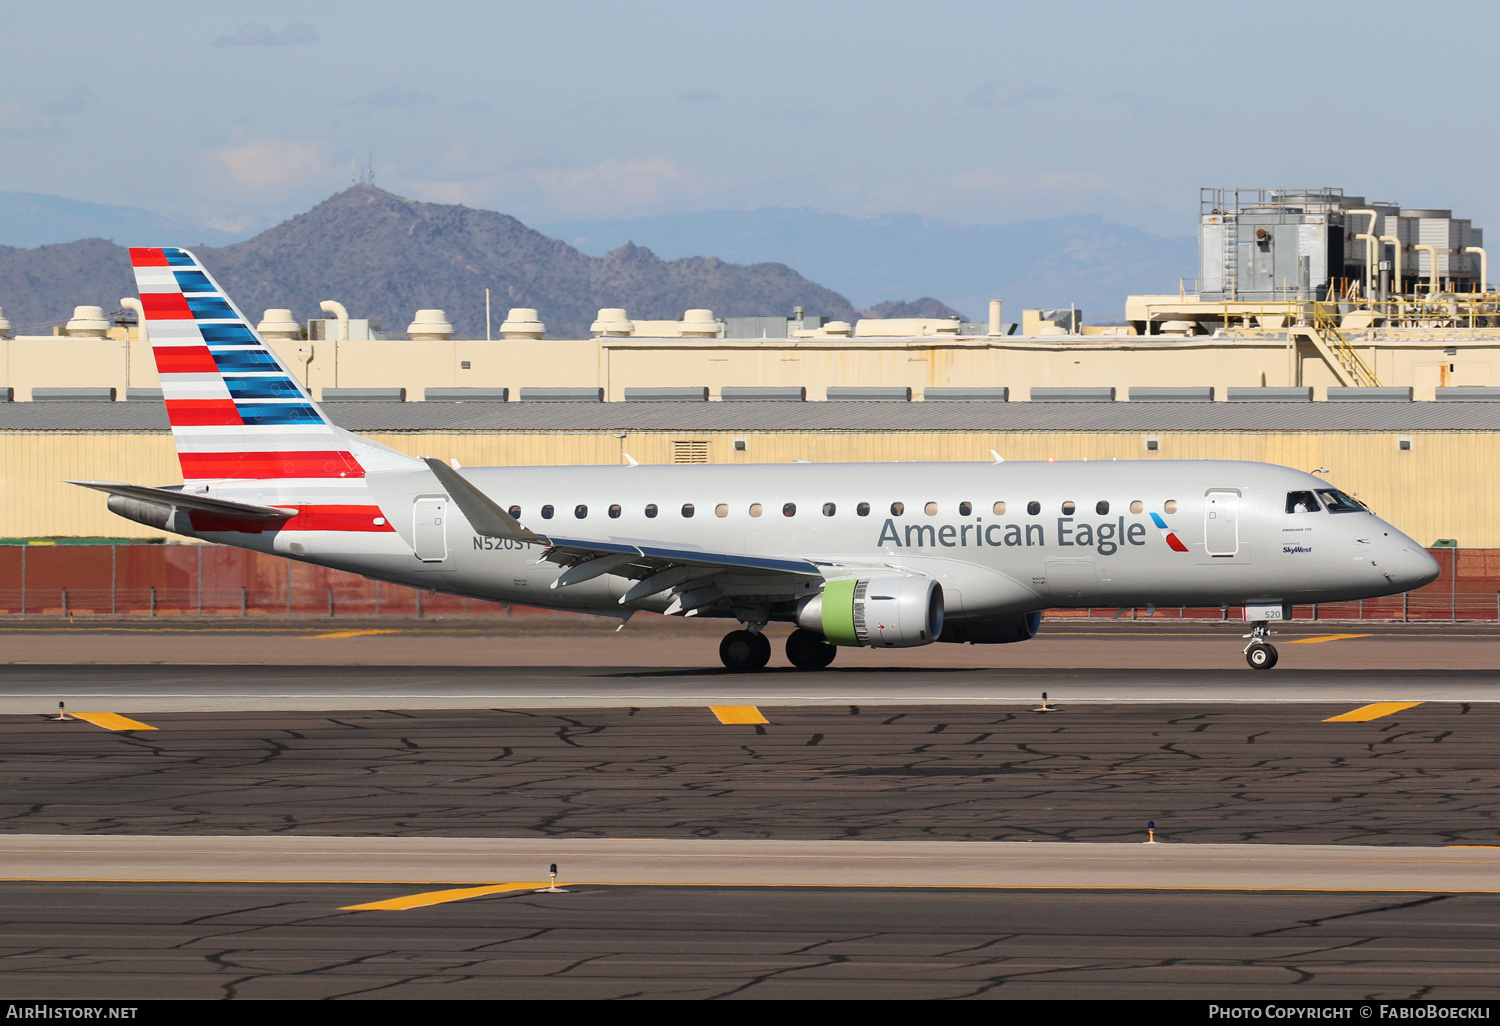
left=1401, top=545, right=1441, bottom=590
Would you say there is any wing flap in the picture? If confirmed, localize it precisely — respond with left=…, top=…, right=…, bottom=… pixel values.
left=542, top=535, right=820, bottom=577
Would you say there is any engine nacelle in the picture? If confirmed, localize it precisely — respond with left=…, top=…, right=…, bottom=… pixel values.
left=797, top=575, right=943, bottom=648
left=938, top=611, right=1043, bottom=645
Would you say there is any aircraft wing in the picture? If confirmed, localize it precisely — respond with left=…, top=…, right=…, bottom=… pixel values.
left=420, top=457, right=823, bottom=613
left=541, top=535, right=820, bottom=576
left=538, top=534, right=824, bottom=613
left=68, top=481, right=295, bottom=520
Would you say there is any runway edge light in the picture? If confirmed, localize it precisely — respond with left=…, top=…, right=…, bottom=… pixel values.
left=541, top=862, right=568, bottom=894
left=1147, top=821, right=1156, bottom=844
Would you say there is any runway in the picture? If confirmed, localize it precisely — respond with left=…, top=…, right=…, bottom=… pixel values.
left=2, top=622, right=1498, bottom=998
left=2, top=701, right=1495, bottom=845
left=6, top=882, right=1497, bottom=999
left=8, top=664, right=1500, bottom=715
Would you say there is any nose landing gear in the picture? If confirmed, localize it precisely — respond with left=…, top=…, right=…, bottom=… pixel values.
left=1243, top=621, right=1279, bottom=670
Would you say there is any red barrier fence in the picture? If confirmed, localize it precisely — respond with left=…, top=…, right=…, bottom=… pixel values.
left=0, top=544, right=1491, bottom=621
left=0, top=544, right=519, bottom=618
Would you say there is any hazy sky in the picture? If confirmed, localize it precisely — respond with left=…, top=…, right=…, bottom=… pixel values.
left=6, top=1, right=1500, bottom=237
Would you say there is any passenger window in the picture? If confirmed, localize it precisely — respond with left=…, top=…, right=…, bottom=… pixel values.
left=608, top=504, right=621, bottom=519
left=749, top=503, right=763, bottom=517
left=1285, top=491, right=1320, bottom=514
left=857, top=502, right=870, bottom=517
left=682, top=503, right=695, bottom=518
left=1130, top=500, right=1143, bottom=514
left=783, top=503, right=797, bottom=517
left=1316, top=489, right=1365, bottom=513
left=822, top=502, right=836, bottom=516
left=993, top=501, right=1006, bottom=515
left=1164, top=500, right=1178, bottom=514
left=574, top=504, right=588, bottom=519
left=1027, top=500, right=1040, bottom=516
left=959, top=501, right=972, bottom=516
left=541, top=504, right=555, bottom=519
left=715, top=503, right=729, bottom=518
left=924, top=502, right=938, bottom=516
left=891, top=502, right=905, bottom=516
left=1096, top=501, right=1109, bottom=515
left=645, top=504, right=658, bottom=518
left=1061, top=501, right=1076, bottom=515
left=508, top=505, right=521, bottom=518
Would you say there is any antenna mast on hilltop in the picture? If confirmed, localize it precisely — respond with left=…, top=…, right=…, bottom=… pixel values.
left=352, top=154, right=376, bottom=186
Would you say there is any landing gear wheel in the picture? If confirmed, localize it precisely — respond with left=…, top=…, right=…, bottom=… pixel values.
left=1245, top=642, right=1279, bottom=670
left=719, top=629, right=771, bottom=672
left=786, top=628, right=837, bottom=669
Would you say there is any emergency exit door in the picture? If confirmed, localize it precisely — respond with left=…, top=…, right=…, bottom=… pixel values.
left=413, top=497, right=448, bottom=562
left=1204, top=489, right=1240, bottom=557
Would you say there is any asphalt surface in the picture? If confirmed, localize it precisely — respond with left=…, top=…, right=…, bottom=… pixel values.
left=7, top=664, right=1500, bottom=715
left=1, top=617, right=1498, bottom=671
left=2, top=622, right=1497, bottom=998
left=2, top=883, right=1497, bottom=1000
left=3, top=702, right=1497, bottom=845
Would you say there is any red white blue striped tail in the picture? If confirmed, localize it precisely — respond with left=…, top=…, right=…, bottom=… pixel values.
left=129, top=246, right=414, bottom=484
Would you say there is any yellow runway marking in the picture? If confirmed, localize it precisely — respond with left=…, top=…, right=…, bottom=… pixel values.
left=710, top=705, right=769, bottom=724
left=69, top=712, right=157, bottom=731
left=1324, top=702, right=1423, bottom=723
left=303, top=629, right=404, bottom=640
left=341, top=883, right=542, bottom=910
left=1287, top=633, right=1372, bottom=644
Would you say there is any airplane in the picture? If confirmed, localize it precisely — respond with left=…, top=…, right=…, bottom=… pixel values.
left=71, top=247, right=1441, bottom=672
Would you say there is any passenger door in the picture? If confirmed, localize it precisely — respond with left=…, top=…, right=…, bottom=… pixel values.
left=1204, top=489, right=1240, bottom=557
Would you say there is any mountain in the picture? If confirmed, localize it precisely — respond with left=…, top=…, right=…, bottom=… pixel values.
left=540, top=208, right=1198, bottom=321
left=0, top=186, right=861, bottom=339
left=0, top=238, right=138, bottom=335
left=0, top=192, right=248, bottom=249
left=864, top=298, right=966, bottom=320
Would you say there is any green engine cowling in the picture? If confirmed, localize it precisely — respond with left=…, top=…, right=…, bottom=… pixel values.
left=797, top=575, right=944, bottom=648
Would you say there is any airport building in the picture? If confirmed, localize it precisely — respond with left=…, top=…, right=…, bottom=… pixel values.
left=3, top=185, right=1500, bottom=565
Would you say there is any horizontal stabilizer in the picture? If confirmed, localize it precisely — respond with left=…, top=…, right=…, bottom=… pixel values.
left=67, top=481, right=294, bottom=520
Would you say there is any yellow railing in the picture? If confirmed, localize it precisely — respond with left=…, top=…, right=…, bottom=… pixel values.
left=1308, top=305, right=1380, bottom=387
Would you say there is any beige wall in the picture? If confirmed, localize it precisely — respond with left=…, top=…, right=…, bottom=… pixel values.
left=3, top=428, right=1484, bottom=547
left=5, top=331, right=1500, bottom=401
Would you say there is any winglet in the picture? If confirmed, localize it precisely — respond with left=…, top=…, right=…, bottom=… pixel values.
left=422, top=458, right=548, bottom=544
left=989, top=450, right=1005, bottom=463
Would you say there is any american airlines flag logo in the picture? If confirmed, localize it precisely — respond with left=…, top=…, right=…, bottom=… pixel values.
left=1149, top=512, right=1189, bottom=553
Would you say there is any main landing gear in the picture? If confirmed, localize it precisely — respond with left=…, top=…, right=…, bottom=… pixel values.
left=717, top=627, right=839, bottom=671
left=719, top=629, right=771, bottom=672
left=1243, top=621, right=1279, bottom=670
left=785, top=628, right=837, bottom=669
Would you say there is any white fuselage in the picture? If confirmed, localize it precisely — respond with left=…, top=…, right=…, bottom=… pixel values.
left=195, top=458, right=1438, bottom=625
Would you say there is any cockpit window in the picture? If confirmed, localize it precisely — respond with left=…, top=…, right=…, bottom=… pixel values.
left=1285, top=490, right=1320, bottom=514
left=1317, top=488, right=1366, bottom=513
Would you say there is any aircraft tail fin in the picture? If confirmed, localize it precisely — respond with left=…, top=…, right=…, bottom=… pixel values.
left=129, top=247, right=416, bottom=482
